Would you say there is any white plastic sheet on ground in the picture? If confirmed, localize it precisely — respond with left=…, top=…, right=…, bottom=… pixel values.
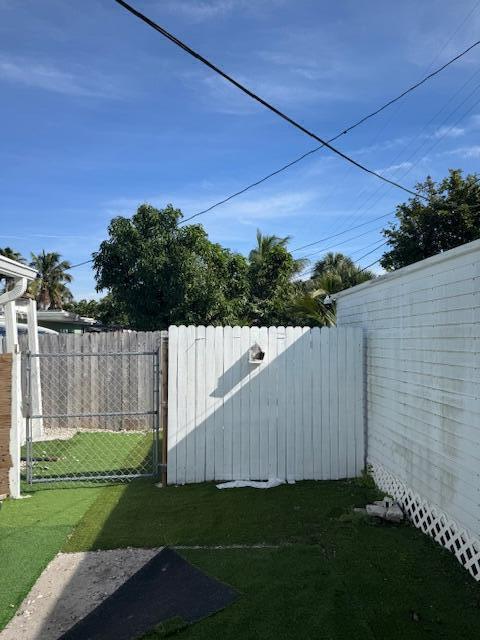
left=216, top=479, right=292, bottom=490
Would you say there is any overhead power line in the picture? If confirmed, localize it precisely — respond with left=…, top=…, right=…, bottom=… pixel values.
left=180, top=33, right=480, bottom=226
left=69, top=258, right=94, bottom=270
left=358, top=257, right=383, bottom=273
left=292, top=211, right=393, bottom=252
left=113, top=0, right=429, bottom=201
left=298, top=237, right=388, bottom=280
left=298, top=225, right=385, bottom=262
left=353, top=240, right=389, bottom=263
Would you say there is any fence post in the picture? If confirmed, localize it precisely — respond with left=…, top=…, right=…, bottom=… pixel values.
left=26, top=299, right=43, bottom=439
left=5, top=300, right=22, bottom=497
left=160, top=332, right=168, bottom=486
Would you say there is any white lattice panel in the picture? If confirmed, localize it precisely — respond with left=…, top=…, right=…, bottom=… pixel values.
left=371, top=461, right=480, bottom=581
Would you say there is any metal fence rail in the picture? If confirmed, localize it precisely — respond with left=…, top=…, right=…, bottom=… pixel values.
left=24, top=349, right=163, bottom=485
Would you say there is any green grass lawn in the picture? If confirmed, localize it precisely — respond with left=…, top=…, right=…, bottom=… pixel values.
left=22, top=431, right=154, bottom=483
left=0, top=486, right=103, bottom=629
left=2, top=478, right=480, bottom=639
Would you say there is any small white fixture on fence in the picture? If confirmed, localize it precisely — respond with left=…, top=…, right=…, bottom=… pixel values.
left=248, top=342, right=265, bottom=364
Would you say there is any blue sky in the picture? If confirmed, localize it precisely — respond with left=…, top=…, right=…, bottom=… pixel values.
left=1, top=0, right=480, bottom=298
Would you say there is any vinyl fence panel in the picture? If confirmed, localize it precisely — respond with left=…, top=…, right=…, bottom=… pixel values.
left=168, top=325, right=365, bottom=484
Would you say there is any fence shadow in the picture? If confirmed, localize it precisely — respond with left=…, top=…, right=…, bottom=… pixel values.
left=168, top=326, right=364, bottom=484
left=29, top=325, right=364, bottom=640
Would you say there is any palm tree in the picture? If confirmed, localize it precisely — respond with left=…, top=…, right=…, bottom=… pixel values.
left=249, top=230, right=289, bottom=262
left=312, top=251, right=375, bottom=293
left=290, top=289, right=336, bottom=327
left=291, top=251, right=376, bottom=326
left=312, top=252, right=355, bottom=280
left=29, top=251, right=73, bottom=310
left=0, top=247, right=26, bottom=292
left=250, top=230, right=308, bottom=275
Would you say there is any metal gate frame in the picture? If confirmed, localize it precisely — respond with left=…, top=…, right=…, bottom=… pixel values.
left=24, top=348, right=166, bottom=485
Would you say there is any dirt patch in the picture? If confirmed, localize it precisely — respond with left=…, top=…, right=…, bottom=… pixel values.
left=0, top=548, right=161, bottom=640
left=35, top=427, right=146, bottom=442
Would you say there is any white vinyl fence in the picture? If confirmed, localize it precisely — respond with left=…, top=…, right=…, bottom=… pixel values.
left=167, top=325, right=365, bottom=485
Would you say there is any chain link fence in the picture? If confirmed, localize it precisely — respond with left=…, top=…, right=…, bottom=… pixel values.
left=24, top=350, right=161, bottom=484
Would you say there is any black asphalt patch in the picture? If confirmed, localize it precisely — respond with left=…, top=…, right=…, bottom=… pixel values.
left=59, top=547, right=238, bottom=640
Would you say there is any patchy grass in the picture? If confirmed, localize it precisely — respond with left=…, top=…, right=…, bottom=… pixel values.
left=0, top=487, right=102, bottom=629
left=2, top=479, right=480, bottom=638
left=64, top=479, right=480, bottom=640
left=63, top=479, right=377, bottom=550
left=22, top=431, right=154, bottom=482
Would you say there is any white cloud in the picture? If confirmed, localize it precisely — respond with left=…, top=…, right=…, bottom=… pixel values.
left=163, top=0, right=285, bottom=22
left=103, top=188, right=319, bottom=224
left=257, top=50, right=339, bottom=81
left=350, top=136, right=411, bottom=156
left=226, top=190, right=318, bottom=223
left=163, top=0, right=237, bottom=21
left=186, top=67, right=346, bottom=116
left=445, top=145, right=480, bottom=158
left=433, top=125, right=465, bottom=139
left=0, top=55, right=120, bottom=98
left=376, top=161, right=413, bottom=175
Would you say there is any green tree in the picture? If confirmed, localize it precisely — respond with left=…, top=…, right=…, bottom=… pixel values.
left=289, top=290, right=336, bottom=327
left=290, top=251, right=376, bottom=326
left=381, top=169, right=480, bottom=270
left=250, top=230, right=307, bottom=275
left=247, top=235, right=300, bottom=325
left=29, top=251, right=73, bottom=310
left=94, top=204, right=249, bottom=329
left=65, top=296, right=130, bottom=327
left=312, top=252, right=374, bottom=292
left=96, top=294, right=130, bottom=327
left=64, top=299, right=100, bottom=318
left=0, top=247, right=26, bottom=292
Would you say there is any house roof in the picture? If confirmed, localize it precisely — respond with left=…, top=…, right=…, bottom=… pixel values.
left=36, top=310, right=97, bottom=326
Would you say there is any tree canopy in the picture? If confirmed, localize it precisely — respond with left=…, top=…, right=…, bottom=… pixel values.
left=2, top=208, right=382, bottom=329
left=93, top=205, right=317, bottom=329
left=312, top=252, right=375, bottom=293
left=381, top=169, right=480, bottom=270
left=287, top=251, right=376, bottom=327
left=94, top=204, right=250, bottom=329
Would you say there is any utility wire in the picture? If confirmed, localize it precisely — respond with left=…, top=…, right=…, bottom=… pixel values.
left=358, top=258, right=382, bottom=273
left=69, top=258, right=94, bottom=269
left=311, top=68, right=480, bottom=248
left=298, top=235, right=388, bottom=278
left=350, top=240, right=388, bottom=263
left=292, top=211, right=392, bottom=252
left=113, top=0, right=429, bottom=201
left=298, top=238, right=388, bottom=280
left=298, top=225, right=386, bottom=262
left=116, top=0, right=480, bottom=225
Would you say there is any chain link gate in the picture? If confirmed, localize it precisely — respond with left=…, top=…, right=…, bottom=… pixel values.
left=24, top=349, right=163, bottom=485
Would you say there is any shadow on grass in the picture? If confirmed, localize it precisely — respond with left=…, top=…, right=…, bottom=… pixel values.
left=31, top=475, right=480, bottom=640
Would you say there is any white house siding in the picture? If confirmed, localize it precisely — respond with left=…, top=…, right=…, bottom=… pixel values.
left=336, top=240, right=480, bottom=544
